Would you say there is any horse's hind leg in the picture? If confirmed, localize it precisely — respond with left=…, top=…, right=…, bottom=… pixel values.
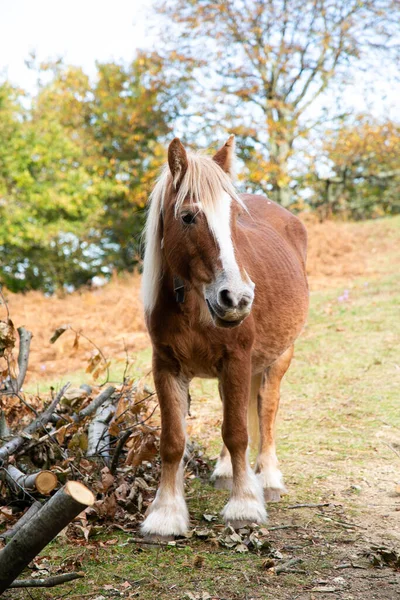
left=211, top=384, right=233, bottom=489
left=211, top=443, right=233, bottom=489
left=212, top=375, right=262, bottom=489
left=255, top=345, right=294, bottom=502
left=220, top=359, right=266, bottom=528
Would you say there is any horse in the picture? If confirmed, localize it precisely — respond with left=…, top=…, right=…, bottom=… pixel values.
left=141, top=135, right=309, bottom=537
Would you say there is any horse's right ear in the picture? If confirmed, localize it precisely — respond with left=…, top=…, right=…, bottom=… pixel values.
left=168, top=138, right=188, bottom=189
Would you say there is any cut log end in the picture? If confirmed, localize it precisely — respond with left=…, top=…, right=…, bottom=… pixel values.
left=64, top=481, right=95, bottom=506
left=35, top=471, right=58, bottom=495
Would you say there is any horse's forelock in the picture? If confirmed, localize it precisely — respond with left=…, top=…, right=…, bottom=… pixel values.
left=174, top=153, right=243, bottom=219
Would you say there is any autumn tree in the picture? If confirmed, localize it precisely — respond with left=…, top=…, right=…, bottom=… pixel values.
left=0, top=52, right=192, bottom=292
left=309, top=116, right=400, bottom=220
left=33, top=53, right=193, bottom=272
left=153, top=0, right=400, bottom=205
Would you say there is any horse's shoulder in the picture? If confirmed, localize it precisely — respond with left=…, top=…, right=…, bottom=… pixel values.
left=240, top=194, right=307, bottom=265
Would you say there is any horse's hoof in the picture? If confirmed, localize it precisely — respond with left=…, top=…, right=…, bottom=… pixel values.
left=264, top=488, right=283, bottom=502
left=227, top=519, right=260, bottom=530
left=213, top=477, right=233, bottom=491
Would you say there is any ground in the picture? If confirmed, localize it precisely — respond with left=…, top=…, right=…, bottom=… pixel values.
left=1, top=216, right=400, bottom=599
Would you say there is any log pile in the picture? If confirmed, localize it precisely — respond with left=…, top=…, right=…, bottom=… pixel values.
left=0, top=310, right=160, bottom=594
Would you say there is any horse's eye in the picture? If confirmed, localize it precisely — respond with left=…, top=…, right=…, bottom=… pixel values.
left=181, top=212, right=196, bottom=225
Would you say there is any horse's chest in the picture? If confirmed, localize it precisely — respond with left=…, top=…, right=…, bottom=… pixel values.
left=171, top=332, right=223, bottom=379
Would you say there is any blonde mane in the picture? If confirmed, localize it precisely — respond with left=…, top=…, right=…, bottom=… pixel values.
left=142, top=152, right=242, bottom=314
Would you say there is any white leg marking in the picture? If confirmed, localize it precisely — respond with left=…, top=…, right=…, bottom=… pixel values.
left=141, top=463, right=188, bottom=537
left=255, top=452, right=287, bottom=492
left=211, top=453, right=233, bottom=480
left=222, top=466, right=267, bottom=525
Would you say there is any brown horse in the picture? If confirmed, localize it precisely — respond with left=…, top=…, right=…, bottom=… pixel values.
left=141, top=135, right=309, bottom=537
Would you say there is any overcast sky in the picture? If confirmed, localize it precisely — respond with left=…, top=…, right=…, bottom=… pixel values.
left=0, top=0, right=152, bottom=91
left=0, top=0, right=399, bottom=121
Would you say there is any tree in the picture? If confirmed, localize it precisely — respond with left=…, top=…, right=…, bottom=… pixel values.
left=33, top=53, right=192, bottom=272
left=0, top=80, right=103, bottom=292
left=0, top=52, right=191, bottom=292
left=153, top=0, right=400, bottom=205
left=309, top=116, right=400, bottom=220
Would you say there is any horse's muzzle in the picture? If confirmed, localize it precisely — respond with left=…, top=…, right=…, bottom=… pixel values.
left=206, top=299, right=251, bottom=329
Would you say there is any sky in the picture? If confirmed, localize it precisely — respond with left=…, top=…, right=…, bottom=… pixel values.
left=0, top=0, right=153, bottom=91
left=0, top=0, right=399, bottom=121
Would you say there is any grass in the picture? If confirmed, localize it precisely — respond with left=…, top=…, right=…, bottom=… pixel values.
left=4, top=217, right=400, bottom=600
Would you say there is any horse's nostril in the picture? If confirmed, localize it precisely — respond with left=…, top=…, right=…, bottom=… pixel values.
left=239, top=294, right=252, bottom=309
left=219, top=288, right=235, bottom=309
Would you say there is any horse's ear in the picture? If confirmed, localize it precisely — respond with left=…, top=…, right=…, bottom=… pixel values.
left=212, top=134, right=235, bottom=177
left=168, top=138, right=188, bottom=189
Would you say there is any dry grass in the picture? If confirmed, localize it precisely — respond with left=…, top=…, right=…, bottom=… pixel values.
left=1, top=216, right=398, bottom=384
left=1, top=273, right=149, bottom=383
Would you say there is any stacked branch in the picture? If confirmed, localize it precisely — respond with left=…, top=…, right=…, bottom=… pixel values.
left=0, top=315, right=158, bottom=592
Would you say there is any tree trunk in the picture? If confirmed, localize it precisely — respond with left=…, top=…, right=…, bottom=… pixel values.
left=0, top=481, right=94, bottom=594
left=267, top=129, right=293, bottom=207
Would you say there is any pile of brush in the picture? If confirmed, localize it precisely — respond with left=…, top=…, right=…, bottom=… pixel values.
left=0, top=314, right=160, bottom=594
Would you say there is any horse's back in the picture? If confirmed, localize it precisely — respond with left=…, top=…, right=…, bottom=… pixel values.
left=239, top=194, right=307, bottom=270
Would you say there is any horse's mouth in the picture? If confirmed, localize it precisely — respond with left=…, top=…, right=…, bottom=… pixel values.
left=206, top=300, right=247, bottom=329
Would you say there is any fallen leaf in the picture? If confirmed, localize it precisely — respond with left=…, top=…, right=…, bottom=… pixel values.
left=86, top=350, right=102, bottom=374
left=101, top=467, right=114, bottom=493
left=126, top=433, right=157, bottom=467
left=0, top=319, right=16, bottom=358
left=50, top=325, right=69, bottom=344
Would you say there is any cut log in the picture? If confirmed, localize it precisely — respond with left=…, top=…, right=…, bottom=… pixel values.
left=0, top=501, right=42, bottom=541
left=0, top=382, right=70, bottom=466
left=6, top=465, right=57, bottom=495
left=0, top=481, right=94, bottom=594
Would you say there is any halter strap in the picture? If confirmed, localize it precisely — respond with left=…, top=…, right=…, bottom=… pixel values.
left=173, top=276, right=185, bottom=304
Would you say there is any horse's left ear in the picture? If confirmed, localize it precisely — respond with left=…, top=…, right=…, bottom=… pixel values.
left=212, top=134, right=235, bottom=177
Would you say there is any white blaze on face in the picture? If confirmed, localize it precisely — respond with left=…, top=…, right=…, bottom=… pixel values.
left=206, top=191, right=242, bottom=284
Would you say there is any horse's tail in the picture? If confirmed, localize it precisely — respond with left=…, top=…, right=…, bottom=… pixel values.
left=248, top=374, right=262, bottom=451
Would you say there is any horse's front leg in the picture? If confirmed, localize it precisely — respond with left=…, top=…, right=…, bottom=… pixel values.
left=220, top=359, right=267, bottom=528
left=141, top=355, right=189, bottom=538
